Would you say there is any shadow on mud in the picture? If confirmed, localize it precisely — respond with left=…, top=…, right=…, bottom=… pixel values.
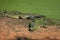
left=15, top=36, right=58, bottom=40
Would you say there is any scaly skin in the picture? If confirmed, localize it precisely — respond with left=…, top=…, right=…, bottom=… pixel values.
left=0, top=10, right=47, bottom=31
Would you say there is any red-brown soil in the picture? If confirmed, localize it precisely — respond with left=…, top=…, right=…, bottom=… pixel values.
left=0, top=17, right=60, bottom=40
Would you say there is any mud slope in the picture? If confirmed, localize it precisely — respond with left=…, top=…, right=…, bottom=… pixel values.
left=0, top=17, right=60, bottom=40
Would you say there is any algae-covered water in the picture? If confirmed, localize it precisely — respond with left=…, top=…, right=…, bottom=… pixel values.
left=0, top=0, right=60, bottom=20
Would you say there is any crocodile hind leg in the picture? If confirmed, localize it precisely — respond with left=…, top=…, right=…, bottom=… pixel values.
left=42, top=17, right=47, bottom=28
left=28, top=19, right=41, bottom=32
left=28, top=22, right=35, bottom=32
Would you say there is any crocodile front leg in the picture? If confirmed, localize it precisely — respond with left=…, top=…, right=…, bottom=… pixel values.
left=28, top=18, right=47, bottom=32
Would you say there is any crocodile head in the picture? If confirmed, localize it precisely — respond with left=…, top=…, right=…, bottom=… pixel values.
left=4, top=10, right=22, bottom=18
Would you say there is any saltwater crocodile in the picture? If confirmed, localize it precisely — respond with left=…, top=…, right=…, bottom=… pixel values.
left=0, top=10, right=47, bottom=31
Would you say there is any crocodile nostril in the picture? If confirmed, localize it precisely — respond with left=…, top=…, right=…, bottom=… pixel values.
left=19, top=16, right=22, bottom=19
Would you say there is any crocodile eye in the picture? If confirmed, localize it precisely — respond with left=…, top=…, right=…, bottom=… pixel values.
left=19, top=16, right=22, bottom=19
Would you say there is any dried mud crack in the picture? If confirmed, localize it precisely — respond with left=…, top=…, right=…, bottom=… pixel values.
left=0, top=17, right=60, bottom=40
